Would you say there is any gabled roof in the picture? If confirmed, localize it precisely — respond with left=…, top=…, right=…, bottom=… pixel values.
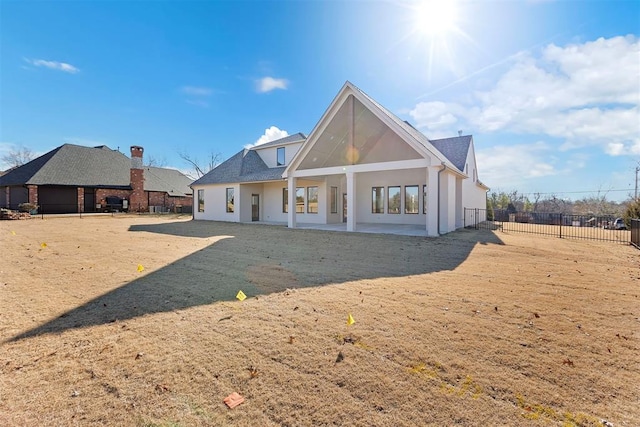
left=284, top=81, right=467, bottom=177
left=430, top=135, right=473, bottom=172
left=191, top=149, right=285, bottom=186
left=0, top=144, right=194, bottom=195
left=143, top=166, right=193, bottom=196
left=253, top=132, right=306, bottom=149
left=0, top=144, right=131, bottom=187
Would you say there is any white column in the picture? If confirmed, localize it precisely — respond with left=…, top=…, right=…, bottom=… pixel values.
left=287, top=177, right=296, bottom=228
left=426, top=166, right=439, bottom=237
left=346, top=171, right=356, bottom=232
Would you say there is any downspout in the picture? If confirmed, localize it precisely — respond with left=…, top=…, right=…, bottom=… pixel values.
left=437, top=162, right=446, bottom=235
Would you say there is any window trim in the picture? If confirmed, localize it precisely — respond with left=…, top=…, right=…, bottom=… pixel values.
left=388, top=186, right=401, bottom=214
left=282, top=188, right=288, bottom=213
left=307, top=186, right=318, bottom=214
left=372, top=186, right=384, bottom=214
left=295, top=187, right=305, bottom=214
left=330, top=186, right=338, bottom=214
left=277, top=147, right=285, bottom=166
left=226, top=187, right=234, bottom=213
left=197, top=189, right=205, bottom=213
left=405, top=185, right=419, bottom=214
left=423, top=185, right=427, bottom=214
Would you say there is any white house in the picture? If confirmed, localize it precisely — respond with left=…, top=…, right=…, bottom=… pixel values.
left=191, top=81, right=488, bottom=236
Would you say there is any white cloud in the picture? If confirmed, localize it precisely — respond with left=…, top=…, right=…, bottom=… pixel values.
left=469, top=36, right=640, bottom=154
left=180, top=85, right=213, bottom=108
left=476, top=141, right=558, bottom=187
left=181, top=86, right=213, bottom=96
left=23, top=58, right=80, bottom=74
left=256, top=77, right=289, bottom=93
left=408, top=35, right=640, bottom=157
left=245, top=126, right=289, bottom=149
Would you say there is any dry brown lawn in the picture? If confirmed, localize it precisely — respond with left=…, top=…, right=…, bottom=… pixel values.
left=0, top=215, right=638, bottom=426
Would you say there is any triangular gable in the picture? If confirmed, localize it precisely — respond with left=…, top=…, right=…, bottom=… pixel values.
left=285, top=82, right=447, bottom=177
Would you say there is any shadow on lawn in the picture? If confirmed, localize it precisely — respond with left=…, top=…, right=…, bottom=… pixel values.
left=10, top=221, right=504, bottom=341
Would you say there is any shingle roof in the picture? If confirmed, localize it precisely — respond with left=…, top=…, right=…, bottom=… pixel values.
left=253, top=132, right=307, bottom=149
left=429, top=135, right=472, bottom=172
left=0, top=144, right=194, bottom=195
left=0, top=144, right=131, bottom=187
left=143, top=166, right=193, bottom=196
left=191, top=149, right=286, bottom=186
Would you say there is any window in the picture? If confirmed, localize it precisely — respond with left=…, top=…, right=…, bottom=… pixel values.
left=295, top=187, right=305, bottom=213
left=307, top=187, right=318, bottom=213
left=388, top=186, right=401, bottom=214
left=277, top=147, right=285, bottom=166
left=283, top=188, right=288, bottom=213
left=226, top=188, right=234, bottom=213
left=330, top=187, right=338, bottom=213
left=372, top=187, right=384, bottom=213
left=423, top=185, right=427, bottom=214
left=198, top=189, right=205, bottom=212
left=405, top=186, right=419, bottom=214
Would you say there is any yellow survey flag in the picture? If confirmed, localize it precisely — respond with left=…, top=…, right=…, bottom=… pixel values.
left=236, top=290, right=247, bottom=301
left=347, top=313, right=355, bottom=326
left=11, top=231, right=16, bottom=235
left=40, top=242, right=47, bottom=248
left=137, top=264, right=144, bottom=272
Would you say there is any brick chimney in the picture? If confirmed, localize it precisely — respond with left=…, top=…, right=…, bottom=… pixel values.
left=129, top=146, right=147, bottom=212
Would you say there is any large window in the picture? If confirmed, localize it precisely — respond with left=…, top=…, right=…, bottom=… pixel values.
left=295, top=187, right=305, bottom=213
left=307, top=187, right=318, bottom=213
left=198, top=189, right=205, bottom=212
left=405, top=185, right=419, bottom=214
left=388, top=186, right=401, bottom=214
left=226, top=188, right=234, bottom=213
left=283, top=188, right=288, bottom=213
left=330, top=187, right=338, bottom=214
left=372, top=187, right=384, bottom=213
left=277, top=147, right=285, bottom=166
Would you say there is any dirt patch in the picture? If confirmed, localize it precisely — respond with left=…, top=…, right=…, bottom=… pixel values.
left=0, top=215, right=638, bottom=426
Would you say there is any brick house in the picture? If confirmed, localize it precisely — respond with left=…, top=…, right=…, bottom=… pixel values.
left=0, top=144, right=193, bottom=214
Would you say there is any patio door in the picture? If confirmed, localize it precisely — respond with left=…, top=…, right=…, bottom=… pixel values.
left=342, top=193, right=347, bottom=223
left=251, top=194, right=259, bottom=221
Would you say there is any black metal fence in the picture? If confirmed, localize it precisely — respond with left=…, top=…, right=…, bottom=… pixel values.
left=464, top=208, right=632, bottom=244
left=631, top=218, right=640, bottom=249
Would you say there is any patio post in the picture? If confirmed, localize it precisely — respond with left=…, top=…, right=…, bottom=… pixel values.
left=426, top=166, right=439, bottom=236
left=287, top=176, right=296, bottom=228
left=346, top=171, right=356, bottom=232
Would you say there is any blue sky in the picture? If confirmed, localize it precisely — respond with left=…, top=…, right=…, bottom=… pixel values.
left=1, top=0, right=638, bottom=201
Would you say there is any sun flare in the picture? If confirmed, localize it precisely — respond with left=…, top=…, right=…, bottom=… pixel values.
left=414, top=0, right=458, bottom=36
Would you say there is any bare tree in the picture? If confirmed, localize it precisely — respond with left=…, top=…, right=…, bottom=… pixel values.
left=179, top=151, right=222, bottom=178
left=1, top=146, right=34, bottom=169
left=144, top=155, right=167, bottom=167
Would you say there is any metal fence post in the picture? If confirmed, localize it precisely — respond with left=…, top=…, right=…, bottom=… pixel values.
left=559, top=213, right=563, bottom=239
left=475, top=208, right=479, bottom=230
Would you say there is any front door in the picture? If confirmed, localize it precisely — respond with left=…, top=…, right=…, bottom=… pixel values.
left=342, top=193, right=347, bottom=223
left=251, top=194, right=259, bottom=221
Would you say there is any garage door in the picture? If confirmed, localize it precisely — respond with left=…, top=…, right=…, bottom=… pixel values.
left=38, top=186, right=77, bottom=213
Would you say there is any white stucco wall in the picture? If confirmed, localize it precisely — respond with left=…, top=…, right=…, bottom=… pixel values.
left=461, top=142, right=488, bottom=211
left=192, top=184, right=240, bottom=222
left=353, top=169, right=428, bottom=225
left=255, top=142, right=303, bottom=168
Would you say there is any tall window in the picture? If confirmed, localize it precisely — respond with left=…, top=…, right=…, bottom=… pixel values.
left=423, top=185, right=427, bottom=214
left=405, top=185, right=419, bottom=214
left=372, top=187, right=384, bottom=213
left=330, top=187, right=338, bottom=214
left=282, top=188, right=288, bottom=213
left=277, top=147, right=285, bottom=166
left=295, top=187, right=305, bottom=213
left=307, top=187, right=318, bottom=213
left=388, top=186, right=401, bottom=214
left=226, top=188, right=234, bottom=213
left=198, top=189, right=205, bottom=212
